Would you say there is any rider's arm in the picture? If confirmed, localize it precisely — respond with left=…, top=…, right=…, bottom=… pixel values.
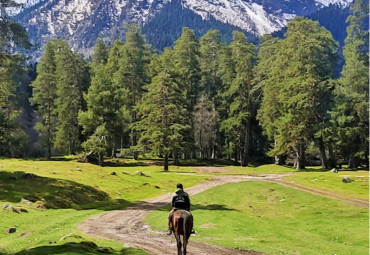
left=171, top=195, right=176, bottom=207
left=185, top=196, right=190, bottom=210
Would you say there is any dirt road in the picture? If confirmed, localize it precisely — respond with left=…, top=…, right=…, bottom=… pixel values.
left=78, top=167, right=368, bottom=254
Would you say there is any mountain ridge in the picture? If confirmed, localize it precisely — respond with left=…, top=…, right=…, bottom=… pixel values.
left=11, top=0, right=352, bottom=57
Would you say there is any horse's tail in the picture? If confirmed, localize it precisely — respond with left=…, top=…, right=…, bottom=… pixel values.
left=183, top=212, right=187, bottom=238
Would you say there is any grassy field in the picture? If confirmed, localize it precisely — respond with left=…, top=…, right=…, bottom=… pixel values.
left=146, top=181, right=369, bottom=255
left=0, top=158, right=207, bottom=254
left=223, top=165, right=369, bottom=201
left=284, top=170, right=369, bottom=201
left=1, top=158, right=368, bottom=254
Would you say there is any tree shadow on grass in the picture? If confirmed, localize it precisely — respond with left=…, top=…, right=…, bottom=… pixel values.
left=102, top=159, right=150, bottom=167
left=0, top=171, right=131, bottom=211
left=12, top=241, right=142, bottom=255
left=192, top=203, right=237, bottom=211
left=22, top=157, right=76, bottom=162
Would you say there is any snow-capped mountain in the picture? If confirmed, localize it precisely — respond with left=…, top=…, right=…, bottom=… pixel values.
left=11, top=0, right=352, bottom=56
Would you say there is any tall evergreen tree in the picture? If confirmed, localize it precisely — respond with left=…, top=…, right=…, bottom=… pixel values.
left=91, top=37, right=108, bottom=69
left=54, top=40, right=88, bottom=155
left=221, top=31, right=255, bottom=166
left=198, top=29, right=223, bottom=158
left=254, top=35, right=284, bottom=164
left=31, top=42, right=58, bottom=158
left=199, top=29, right=222, bottom=97
left=0, top=0, right=30, bottom=157
left=137, top=49, right=190, bottom=170
left=172, top=27, right=200, bottom=158
left=79, top=38, right=129, bottom=165
left=258, top=18, right=338, bottom=169
left=332, top=0, right=369, bottom=168
left=114, top=25, right=149, bottom=159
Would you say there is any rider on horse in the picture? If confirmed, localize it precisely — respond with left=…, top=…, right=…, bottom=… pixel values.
left=167, top=183, right=195, bottom=235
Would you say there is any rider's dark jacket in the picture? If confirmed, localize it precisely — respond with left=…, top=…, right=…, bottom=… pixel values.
left=171, top=188, right=190, bottom=211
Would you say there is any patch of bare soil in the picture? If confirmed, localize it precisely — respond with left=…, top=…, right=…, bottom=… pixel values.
left=78, top=168, right=368, bottom=255
left=191, top=166, right=230, bottom=173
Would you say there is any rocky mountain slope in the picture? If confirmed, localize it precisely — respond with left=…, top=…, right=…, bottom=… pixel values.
left=11, top=0, right=352, bottom=56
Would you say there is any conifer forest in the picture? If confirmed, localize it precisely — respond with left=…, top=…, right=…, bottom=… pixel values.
left=0, top=0, right=368, bottom=171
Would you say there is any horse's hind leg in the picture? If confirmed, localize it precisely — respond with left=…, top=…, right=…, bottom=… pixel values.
left=183, top=236, right=188, bottom=255
left=175, top=233, right=182, bottom=255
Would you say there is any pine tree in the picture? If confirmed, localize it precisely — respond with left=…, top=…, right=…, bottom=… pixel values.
left=221, top=31, right=255, bottom=166
left=54, top=40, right=88, bottom=155
left=173, top=27, right=200, bottom=108
left=172, top=27, right=200, bottom=158
left=199, top=29, right=222, bottom=97
left=137, top=50, right=190, bottom=171
left=198, top=29, right=223, bottom=158
left=0, top=0, right=30, bottom=157
left=332, top=0, right=369, bottom=168
left=255, top=35, right=285, bottom=164
left=114, top=25, right=150, bottom=159
left=258, top=18, right=338, bottom=169
left=31, top=41, right=57, bottom=158
left=91, top=37, right=108, bottom=69
left=79, top=38, right=129, bottom=165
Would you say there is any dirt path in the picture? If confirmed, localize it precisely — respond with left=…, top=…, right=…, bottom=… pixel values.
left=79, top=173, right=288, bottom=255
left=78, top=167, right=368, bottom=255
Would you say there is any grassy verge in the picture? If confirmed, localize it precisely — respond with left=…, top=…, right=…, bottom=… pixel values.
left=283, top=170, right=369, bottom=201
left=0, top=158, right=207, bottom=254
left=145, top=181, right=369, bottom=255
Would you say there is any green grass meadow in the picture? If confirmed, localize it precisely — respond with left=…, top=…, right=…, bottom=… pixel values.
left=146, top=181, right=369, bottom=255
left=0, top=158, right=368, bottom=255
left=0, top=158, right=207, bottom=254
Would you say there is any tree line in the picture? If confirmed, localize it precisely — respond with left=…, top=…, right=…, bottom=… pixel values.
left=0, top=0, right=368, bottom=170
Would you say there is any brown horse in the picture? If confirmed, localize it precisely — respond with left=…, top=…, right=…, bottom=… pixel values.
left=169, top=209, right=193, bottom=255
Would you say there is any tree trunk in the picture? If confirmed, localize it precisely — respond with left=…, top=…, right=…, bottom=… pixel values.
left=164, top=154, right=169, bottom=171
left=318, top=136, right=328, bottom=169
left=111, top=136, right=117, bottom=158
left=275, top=155, right=286, bottom=165
left=295, top=143, right=306, bottom=170
left=234, top=151, right=238, bottom=165
left=174, top=150, right=180, bottom=166
left=273, top=139, right=286, bottom=165
left=348, top=153, right=356, bottom=169
left=47, top=139, right=52, bottom=160
left=327, top=141, right=337, bottom=168
left=241, top=125, right=250, bottom=167
left=133, top=134, right=138, bottom=160
left=216, top=128, right=222, bottom=158
left=98, top=152, right=104, bottom=166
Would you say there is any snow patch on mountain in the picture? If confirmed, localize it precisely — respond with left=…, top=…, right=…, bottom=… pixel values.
left=182, top=0, right=295, bottom=35
left=315, top=0, right=352, bottom=7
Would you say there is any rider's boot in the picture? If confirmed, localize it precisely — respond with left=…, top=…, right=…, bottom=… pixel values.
left=166, top=229, right=172, bottom=235
left=191, top=229, right=195, bottom=234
